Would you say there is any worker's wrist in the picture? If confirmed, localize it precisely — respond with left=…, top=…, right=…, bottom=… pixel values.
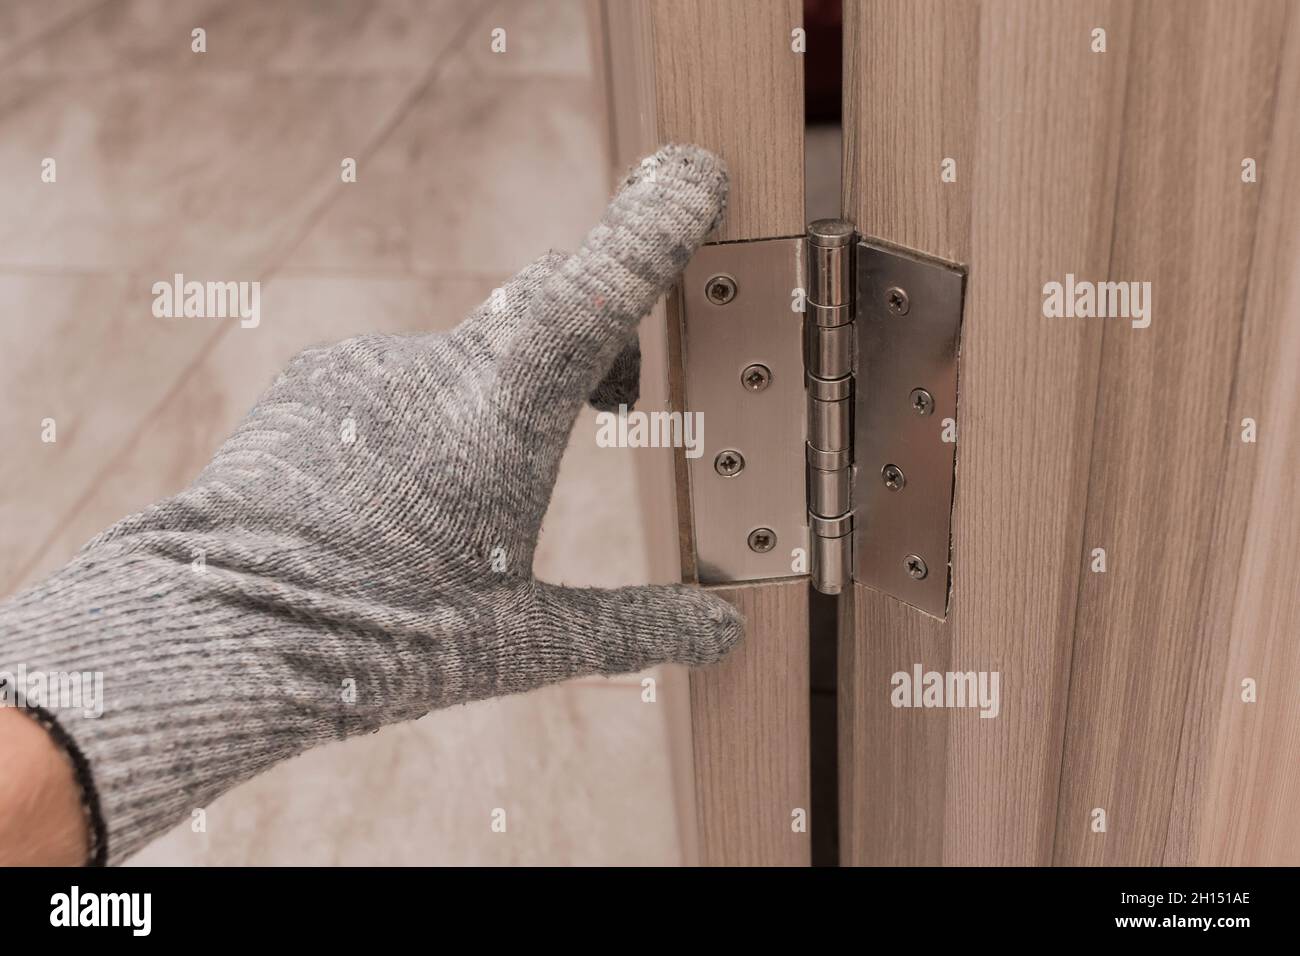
left=0, top=705, right=92, bottom=865
left=0, top=541, right=318, bottom=865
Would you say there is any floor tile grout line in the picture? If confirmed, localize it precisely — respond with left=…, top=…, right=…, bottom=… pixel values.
left=7, top=0, right=502, bottom=594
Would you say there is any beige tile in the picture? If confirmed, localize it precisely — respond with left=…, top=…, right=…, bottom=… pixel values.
left=282, top=72, right=607, bottom=278
left=0, top=270, right=224, bottom=591
left=7, top=0, right=476, bottom=76
left=126, top=680, right=682, bottom=866
left=0, top=72, right=419, bottom=273
left=444, top=0, right=595, bottom=79
left=0, top=0, right=97, bottom=64
left=0, top=63, right=458, bottom=591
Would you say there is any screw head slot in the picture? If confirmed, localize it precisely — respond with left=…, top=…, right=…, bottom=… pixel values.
left=747, top=528, right=776, bottom=553
left=885, top=286, right=910, bottom=315
left=705, top=275, right=737, bottom=306
left=714, top=449, right=745, bottom=478
left=908, top=387, right=934, bottom=415
left=881, top=463, right=906, bottom=491
left=741, top=363, right=772, bottom=392
left=904, top=554, right=928, bottom=580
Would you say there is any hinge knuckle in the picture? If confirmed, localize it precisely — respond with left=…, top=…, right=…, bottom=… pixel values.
left=805, top=219, right=857, bottom=595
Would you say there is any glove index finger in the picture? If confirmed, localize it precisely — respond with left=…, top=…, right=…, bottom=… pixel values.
left=499, top=144, right=728, bottom=421
left=450, top=250, right=567, bottom=347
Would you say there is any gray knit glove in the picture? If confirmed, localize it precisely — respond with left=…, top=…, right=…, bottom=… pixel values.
left=0, top=144, right=742, bottom=865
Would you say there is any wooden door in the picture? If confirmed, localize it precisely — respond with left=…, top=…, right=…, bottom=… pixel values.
left=840, top=0, right=1300, bottom=865
left=597, top=0, right=811, bottom=865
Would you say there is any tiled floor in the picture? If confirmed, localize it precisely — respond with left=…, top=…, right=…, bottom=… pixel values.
left=0, top=0, right=686, bottom=865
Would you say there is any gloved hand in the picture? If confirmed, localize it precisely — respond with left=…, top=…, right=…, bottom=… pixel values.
left=0, top=144, right=743, bottom=865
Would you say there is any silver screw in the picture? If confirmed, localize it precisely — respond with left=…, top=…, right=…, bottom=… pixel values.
left=881, top=463, right=906, bottom=491
left=747, top=528, right=776, bottom=553
left=908, top=387, right=934, bottom=415
left=904, top=554, right=928, bottom=580
left=714, top=449, right=745, bottom=477
left=741, top=363, right=772, bottom=392
left=885, top=286, right=910, bottom=315
left=705, top=275, right=737, bottom=306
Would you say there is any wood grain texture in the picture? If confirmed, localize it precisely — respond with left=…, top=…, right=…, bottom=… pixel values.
left=650, top=0, right=810, bottom=866
left=842, top=0, right=1131, bottom=865
left=648, top=0, right=805, bottom=241
left=691, top=579, right=811, bottom=866
left=1188, top=7, right=1300, bottom=865
left=842, top=0, right=1299, bottom=866
left=603, top=0, right=810, bottom=865
left=1054, top=0, right=1295, bottom=865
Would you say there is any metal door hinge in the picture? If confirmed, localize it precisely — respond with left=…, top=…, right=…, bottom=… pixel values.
left=677, top=222, right=965, bottom=619
left=805, top=220, right=855, bottom=595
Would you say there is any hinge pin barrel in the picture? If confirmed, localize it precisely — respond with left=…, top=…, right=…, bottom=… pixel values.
left=808, top=219, right=854, bottom=307
left=806, top=220, right=857, bottom=595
